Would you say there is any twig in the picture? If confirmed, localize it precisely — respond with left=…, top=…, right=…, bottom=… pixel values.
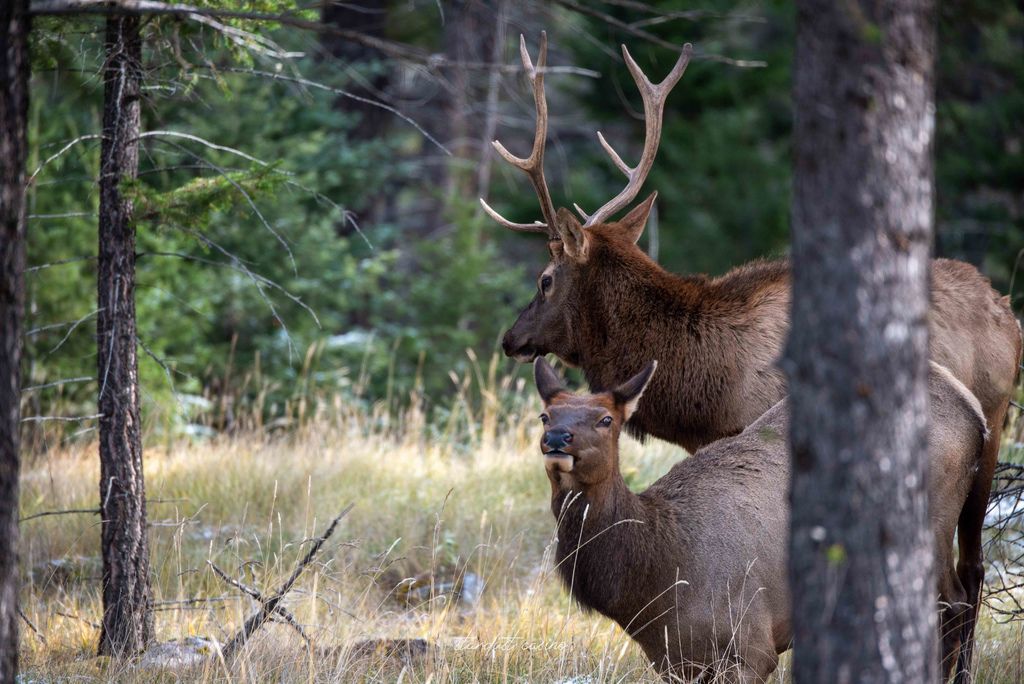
left=18, top=608, right=46, bottom=644
left=137, top=334, right=187, bottom=411
left=219, top=68, right=450, bottom=157
left=19, top=414, right=102, bottom=424
left=553, top=0, right=766, bottom=68
left=55, top=610, right=100, bottom=630
left=141, top=134, right=296, bottom=273
left=48, top=308, right=102, bottom=355
left=20, top=507, right=100, bottom=523
left=27, top=211, right=95, bottom=220
left=213, top=503, right=353, bottom=659
left=152, top=596, right=241, bottom=611
left=21, top=376, right=93, bottom=393
left=25, top=255, right=97, bottom=274
left=137, top=130, right=271, bottom=168
left=137, top=250, right=316, bottom=314
left=28, top=134, right=102, bottom=181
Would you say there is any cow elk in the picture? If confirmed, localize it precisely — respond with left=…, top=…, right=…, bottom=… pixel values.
left=534, top=358, right=987, bottom=682
left=484, top=34, right=1022, bottom=678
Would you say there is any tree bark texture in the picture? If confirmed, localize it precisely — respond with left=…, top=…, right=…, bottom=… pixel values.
left=786, top=1, right=937, bottom=682
left=0, top=0, right=29, bottom=678
left=97, top=13, right=153, bottom=657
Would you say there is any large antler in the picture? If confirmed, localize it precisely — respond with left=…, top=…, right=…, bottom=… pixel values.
left=479, top=33, right=558, bottom=236
left=577, top=43, right=693, bottom=227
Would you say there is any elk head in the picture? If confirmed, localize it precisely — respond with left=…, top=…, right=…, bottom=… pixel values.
left=482, top=33, right=691, bottom=365
left=534, top=357, right=657, bottom=490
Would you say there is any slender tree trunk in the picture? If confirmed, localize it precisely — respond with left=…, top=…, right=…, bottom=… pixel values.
left=97, top=13, right=152, bottom=657
left=0, top=0, right=30, bottom=678
left=475, top=0, right=508, bottom=208
left=785, top=1, right=937, bottom=681
left=443, top=0, right=497, bottom=205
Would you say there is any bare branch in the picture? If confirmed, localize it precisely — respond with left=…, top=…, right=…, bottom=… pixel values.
left=137, top=248, right=320, bottom=330
left=151, top=596, right=241, bottom=611
left=137, top=130, right=271, bottom=167
left=50, top=308, right=102, bottom=355
left=20, top=507, right=100, bottom=523
left=20, top=414, right=102, bottom=424
left=143, top=135, right=297, bottom=274
left=25, top=255, right=96, bottom=274
left=27, top=212, right=95, bottom=220
left=28, top=134, right=102, bottom=182
left=212, top=503, right=353, bottom=659
left=553, top=0, right=766, bottom=68
left=55, top=610, right=100, bottom=630
left=21, top=376, right=93, bottom=393
left=219, top=68, right=450, bottom=157
left=597, top=0, right=767, bottom=25
left=137, top=334, right=187, bottom=411
left=18, top=608, right=46, bottom=644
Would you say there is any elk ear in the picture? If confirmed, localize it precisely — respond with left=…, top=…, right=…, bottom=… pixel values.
left=618, top=192, right=657, bottom=245
left=554, top=208, right=589, bottom=262
left=613, top=360, right=657, bottom=420
left=534, top=357, right=566, bottom=404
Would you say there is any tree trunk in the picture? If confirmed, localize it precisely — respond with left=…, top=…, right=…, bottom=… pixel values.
left=0, top=0, right=30, bottom=678
left=443, top=0, right=499, bottom=205
left=97, top=13, right=152, bottom=657
left=785, top=1, right=937, bottom=681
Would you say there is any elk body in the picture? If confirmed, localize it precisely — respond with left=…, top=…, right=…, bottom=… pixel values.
left=484, top=35, right=1022, bottom=678
left=535, top=358, right=987, bottom=682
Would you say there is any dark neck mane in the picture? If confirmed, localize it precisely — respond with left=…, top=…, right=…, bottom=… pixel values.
left=575, top=240, right=704, bottom=385
left=571, top=236, right=789, bottom=448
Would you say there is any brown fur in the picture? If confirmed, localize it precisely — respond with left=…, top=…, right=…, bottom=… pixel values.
left=504, top=207, right=1022, bottom=679
left=535, top=359, right=987, bottom=682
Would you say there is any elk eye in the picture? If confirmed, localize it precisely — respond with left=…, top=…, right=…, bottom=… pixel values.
left=598, top=416, right=613, bottom=427
left=540, top=414, right=550, bottom=425
left=540, top=275, right=552, bottom=292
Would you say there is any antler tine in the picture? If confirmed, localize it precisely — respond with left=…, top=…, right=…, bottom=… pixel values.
left=479, top=32, right=559, bottom=237
left=479, top=198, right=549, bottom=234
left=582, top=42, right=693, bottom=227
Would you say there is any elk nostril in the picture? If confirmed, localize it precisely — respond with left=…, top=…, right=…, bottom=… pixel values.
left=544, top=429, right=571, bottom=450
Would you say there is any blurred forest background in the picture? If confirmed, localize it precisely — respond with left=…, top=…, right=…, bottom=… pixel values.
left=24, top=0, right=1024, bottom=442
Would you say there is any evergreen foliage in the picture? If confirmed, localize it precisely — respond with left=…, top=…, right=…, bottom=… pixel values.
left=22, top=2, right=1022, bottom=436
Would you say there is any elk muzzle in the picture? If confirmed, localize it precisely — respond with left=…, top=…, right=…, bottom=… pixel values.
left=543, top=427, right=575, bottom=472
left=544, top=427, right=573, bottom=450
left=502, top=328, right=538, bottom=363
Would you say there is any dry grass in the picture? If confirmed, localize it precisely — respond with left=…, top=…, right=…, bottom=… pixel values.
left=16, top=380, right=1024, bottom=682
left=18, top=385, right=690, bottom=682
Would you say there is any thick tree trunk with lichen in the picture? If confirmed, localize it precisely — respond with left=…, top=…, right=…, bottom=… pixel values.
left=97, top=13, right=153, bottom=658
left=785, top=1, right=937, bottom=681
left=0, top=0, right=30, bottom=678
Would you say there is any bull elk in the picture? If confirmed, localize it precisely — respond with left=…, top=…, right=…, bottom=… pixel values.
left=534, top=357, right=987, bottom=682
left=482, top=34, right=1022, bottom=679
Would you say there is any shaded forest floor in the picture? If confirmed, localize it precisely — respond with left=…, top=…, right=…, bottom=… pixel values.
left=16, top=397, right=1024, bottom=682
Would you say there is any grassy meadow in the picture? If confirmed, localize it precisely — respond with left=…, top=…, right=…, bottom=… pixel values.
left=16, top=361, right=1024, bottom=682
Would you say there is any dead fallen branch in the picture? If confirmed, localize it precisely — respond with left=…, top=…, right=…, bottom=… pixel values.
left=18, top=608, right=46, bottom=644
left=210, top=503, right=353, bottom=660
left=54, top=609, right=99, bottom=630
left=151, top=596, right=241, bottom=611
